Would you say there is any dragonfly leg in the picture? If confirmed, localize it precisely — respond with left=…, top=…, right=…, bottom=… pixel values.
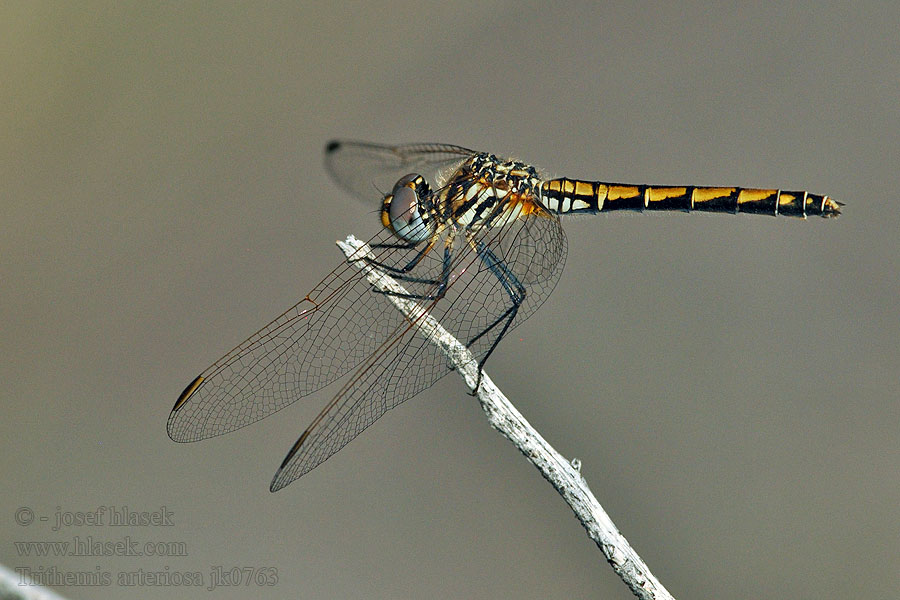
left=367, top=238, right=434, bottom=275
left=370, top=245, right=451, bottom=301
left=466, top=242, right=526, bottom=392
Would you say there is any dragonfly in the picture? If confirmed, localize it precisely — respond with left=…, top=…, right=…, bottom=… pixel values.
left=168, top=140, right=841, bottom=491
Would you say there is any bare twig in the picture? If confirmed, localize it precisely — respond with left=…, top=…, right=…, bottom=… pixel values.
left=338, top=235, right=676, bottom=600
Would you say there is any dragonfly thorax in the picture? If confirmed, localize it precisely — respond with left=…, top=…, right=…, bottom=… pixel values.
left=465, top=153, right=541, bottom=190
left=445, top=153, right=543, bottom=228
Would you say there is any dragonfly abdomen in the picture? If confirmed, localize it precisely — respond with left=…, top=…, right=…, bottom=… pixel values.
left=539, top=178, right=841, bottom=218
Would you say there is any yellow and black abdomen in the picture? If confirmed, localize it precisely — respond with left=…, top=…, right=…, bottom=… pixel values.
left=539, top=178, right=841, bottom=218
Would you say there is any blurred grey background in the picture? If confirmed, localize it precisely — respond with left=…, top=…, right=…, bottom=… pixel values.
left=2, top=2, right=897, bottom=599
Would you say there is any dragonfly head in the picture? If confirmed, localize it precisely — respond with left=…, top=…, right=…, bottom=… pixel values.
left=382, top=173, right=435, bottom=243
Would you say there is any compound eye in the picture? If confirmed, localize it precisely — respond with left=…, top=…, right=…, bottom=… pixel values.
left=383, top=174, right=432, bottom=242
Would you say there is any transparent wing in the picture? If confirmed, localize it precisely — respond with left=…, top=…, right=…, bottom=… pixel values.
left=270, top=198, right=568, bottom=489
left=167, top=225, right=454, bottom=443
left=324, top=140, right=476, bottom=204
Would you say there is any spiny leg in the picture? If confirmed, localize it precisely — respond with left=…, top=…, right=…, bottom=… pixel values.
left=366, top=237, right=435, bottom=276
left=371, top=245, right=452, bottom=301
left=466, top=242, right=526, bottom=392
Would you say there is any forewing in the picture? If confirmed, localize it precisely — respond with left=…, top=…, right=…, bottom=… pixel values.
left=167, top=226, right=445, bottom=442
left=324, top=140, right=475, bottom=204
